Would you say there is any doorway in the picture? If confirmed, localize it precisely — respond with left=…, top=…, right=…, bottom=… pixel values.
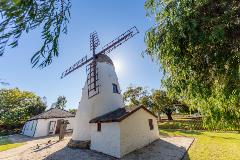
left=55, top=119, right=64, bottom=134
left=49, top=121, right=56, bottom=135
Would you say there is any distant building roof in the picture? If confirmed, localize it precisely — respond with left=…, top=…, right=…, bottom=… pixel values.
left=28, top=108, right=75, bottom=121
left=89, top=105, right=157, bottom=123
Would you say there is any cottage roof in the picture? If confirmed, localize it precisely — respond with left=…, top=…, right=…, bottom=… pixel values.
left=89, top=105, right=157, bottom=123
left=28, top=108, right=75, bottom=121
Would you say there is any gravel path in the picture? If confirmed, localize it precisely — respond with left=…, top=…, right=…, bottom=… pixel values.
left=0, top=135, right=194, bottom=160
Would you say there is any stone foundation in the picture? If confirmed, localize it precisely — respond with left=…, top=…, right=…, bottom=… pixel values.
left=67, top=139, right=91, bottom=149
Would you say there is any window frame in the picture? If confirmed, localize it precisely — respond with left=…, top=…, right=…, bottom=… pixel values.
left=112, top=83, right=119, bottom=94
left=148, top=119, right=154, bottom=130
left=97, top=122, right=101, bottom=132
left=49, top=121, right=56, bottom=134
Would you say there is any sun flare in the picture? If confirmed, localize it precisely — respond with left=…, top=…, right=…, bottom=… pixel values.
left=113, top=60, right=122, bottom=74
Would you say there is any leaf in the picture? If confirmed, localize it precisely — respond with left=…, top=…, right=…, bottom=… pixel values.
left=144, top=0, right=240, bottom=129
left=0, top=0, right=72, bottom=67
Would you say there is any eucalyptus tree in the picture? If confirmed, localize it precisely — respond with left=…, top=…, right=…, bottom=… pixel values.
left=123, top=86, right=149, bottom=108
left=55, top=95, right=67, bottom=110
left=68, top=108, right=77, bottom=114
left=0, top=88, right=46, bottom=128
left=151, top=90, right=176, bottom=120
left=144, top=0, right=240, bottom=129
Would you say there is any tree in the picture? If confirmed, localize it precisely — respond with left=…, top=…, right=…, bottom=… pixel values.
left=0, top=88, right=46, bottom=128
left=145, top=0, right=240, bottom=129
left=151, top=90, right=176, bottom=120
left=55, top=96, right=67, bottom=110
left=0, top=0, right=71, bottom=67
left=175, top=103, right=190, bottom=114
left=68, top=108, right=77, bottom=115
left=123, top=86, right=149, bottom=108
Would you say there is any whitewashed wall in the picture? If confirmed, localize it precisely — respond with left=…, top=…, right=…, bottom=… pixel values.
left=91, top=62, right=124, bottom=117
left=119, top=109, right=159, bottom=157
left=72, top=61, right=123, bottom=141
left=90, top=122, right=121, bottom=158
left=22, top=120, right=37, bottom=137
left=35, top=117, right=74, bottom=137
left=89, top=109, right=159, bottom=158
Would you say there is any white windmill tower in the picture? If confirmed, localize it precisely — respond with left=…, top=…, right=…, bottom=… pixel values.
left=61, top=27, right=139, bottom=146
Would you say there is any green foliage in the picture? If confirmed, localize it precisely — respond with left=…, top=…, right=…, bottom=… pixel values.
left=176, top=103, right=192, bottom=114
left=145, top=0, right=240, bottom=129
left=0, top=88, right=46, bottom=128
left=55, top=96, right=67, bottom=110
left=123, top=86, right=180, bottom=120
left=68, top=108, right=77, bottom=114
left=123, top=86, right=149, bottom=108
left=151, top=90, right=176, bottom=120
left=0, top=0, right=71, bottom=67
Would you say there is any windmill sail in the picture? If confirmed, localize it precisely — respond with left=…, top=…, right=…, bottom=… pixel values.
left=61, top=55, right=93, bottom=79
left=60, top=26, right=139, bottom=99
left=99, top=26, right=139, bottom=55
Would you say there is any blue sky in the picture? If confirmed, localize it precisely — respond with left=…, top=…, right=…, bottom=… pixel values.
left=0, top=0, right=163, bottom=109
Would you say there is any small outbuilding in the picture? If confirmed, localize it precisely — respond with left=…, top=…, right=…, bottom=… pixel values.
left=21, top=108, right=75, bottom=137
left=89, top=105, right=159, bottom=158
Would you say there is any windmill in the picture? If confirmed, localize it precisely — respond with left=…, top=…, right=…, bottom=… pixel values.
left=61, top=26, right=139, bottom=98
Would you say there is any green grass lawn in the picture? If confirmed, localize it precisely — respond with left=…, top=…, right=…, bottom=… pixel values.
left=160, top=129, right=240, bottom=160
left=0, top=138, right=24, bottom=152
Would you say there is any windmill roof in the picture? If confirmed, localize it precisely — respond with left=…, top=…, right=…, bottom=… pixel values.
left=95, top=54, right=113, bottom=65
left=28, top=108, right=75, bottom=121
left=89, top=105, right=157, bottom=123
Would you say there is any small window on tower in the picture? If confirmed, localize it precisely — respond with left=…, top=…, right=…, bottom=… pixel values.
left=148, top=119, right=154, bottom=130
left=97, top=123, right=101, bottom=132
left=112, top=83, right=119, bottom=93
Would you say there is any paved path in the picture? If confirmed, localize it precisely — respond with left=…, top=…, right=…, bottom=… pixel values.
left=0, top=135, right=65, bottom=160
left=0, top=135, right=194, bottom=160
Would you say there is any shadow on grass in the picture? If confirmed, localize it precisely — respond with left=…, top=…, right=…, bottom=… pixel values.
left=0, top=138, right=25, bottom=152
left=0, top=138, right=12, bottom=145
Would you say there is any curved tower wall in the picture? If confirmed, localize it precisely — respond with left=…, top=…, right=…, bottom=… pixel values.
left=72, top=60, right=123, bottom=141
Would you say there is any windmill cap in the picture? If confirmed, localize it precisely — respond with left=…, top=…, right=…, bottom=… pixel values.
left=95, top=53, right=114, bottom=65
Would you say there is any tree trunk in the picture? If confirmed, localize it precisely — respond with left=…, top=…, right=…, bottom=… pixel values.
left=166, top=113, right=173, bottom=120
left=157, top=111, right=161, bottom=121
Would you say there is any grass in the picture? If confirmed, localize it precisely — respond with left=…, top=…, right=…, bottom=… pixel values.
left=160, top=129, right=240, bottom=160
left=0, top=138, right=24, bottom=152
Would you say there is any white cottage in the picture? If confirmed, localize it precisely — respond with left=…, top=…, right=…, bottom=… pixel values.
left=22, top=108, right=75, bottom=137
left=70, top=54, right=159, bottom=158
left=89, top=105, right=159, bottom=158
